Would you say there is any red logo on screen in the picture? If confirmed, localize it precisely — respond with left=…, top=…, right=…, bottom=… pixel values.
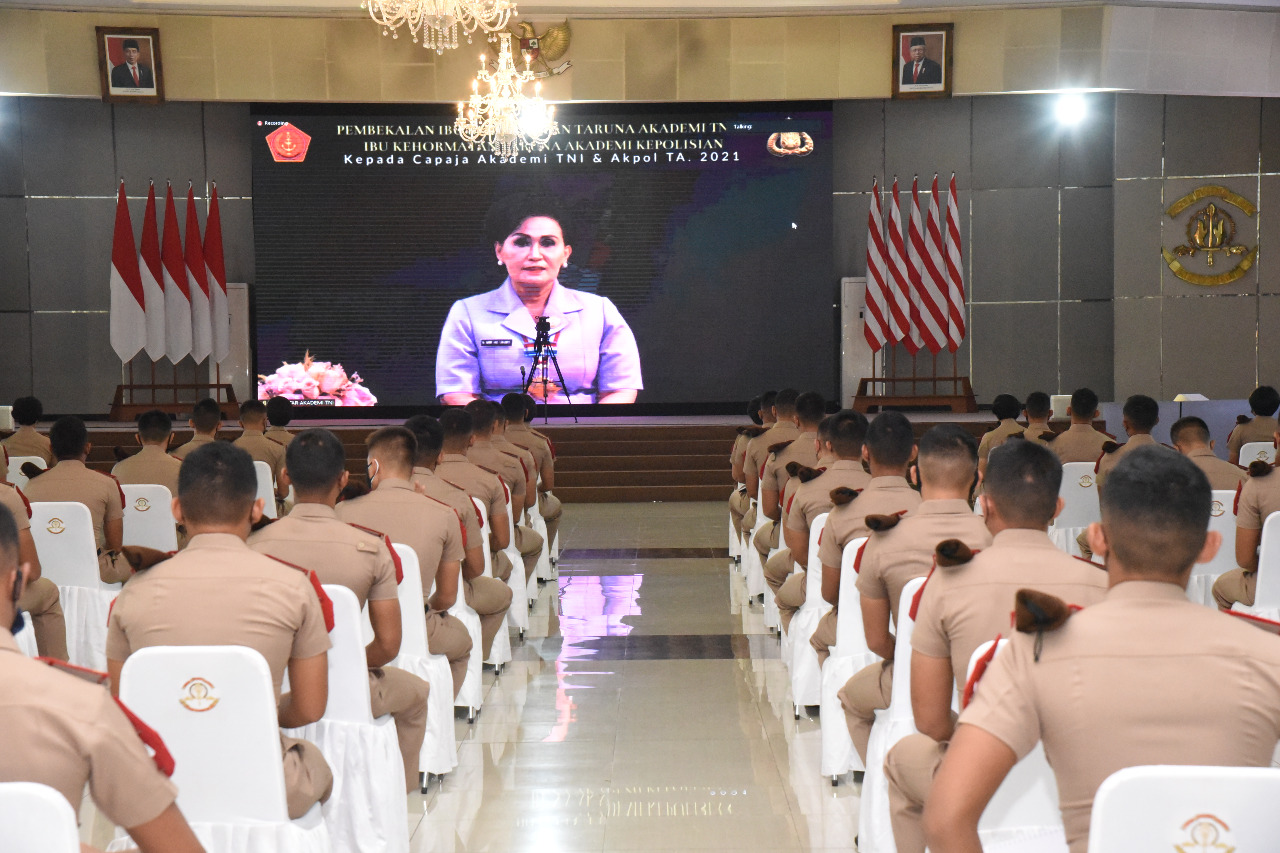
left=266, top=123, right=311, bottom=163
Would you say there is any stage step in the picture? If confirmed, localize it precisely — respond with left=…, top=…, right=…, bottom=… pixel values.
left=553, top=484, right=733, bottom=503
left=558, top=469, right=731, bottom=488
left=557, top=454, right=725, bottom=472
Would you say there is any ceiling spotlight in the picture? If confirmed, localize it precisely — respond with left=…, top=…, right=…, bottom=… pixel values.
left=1055, top=92, right=1087, bottom=126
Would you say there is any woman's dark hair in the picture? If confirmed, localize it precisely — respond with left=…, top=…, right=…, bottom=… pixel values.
left=484, top=194, right=575, bottom=246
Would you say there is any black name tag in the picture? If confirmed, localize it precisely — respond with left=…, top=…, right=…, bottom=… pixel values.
left=480, top=339, right=513, bottom=347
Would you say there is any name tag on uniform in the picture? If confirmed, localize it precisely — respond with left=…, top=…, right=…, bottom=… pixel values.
left=480, top=339, right=513, bottom=347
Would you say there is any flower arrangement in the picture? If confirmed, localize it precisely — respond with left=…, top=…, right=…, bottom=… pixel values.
left=257, top=351, right=377, bottom=406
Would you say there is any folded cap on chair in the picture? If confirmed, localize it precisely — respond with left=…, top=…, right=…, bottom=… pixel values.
left=866, top=512, right=907, bottom=532
left=829, top=486, right=862, bottom=506
left=1015, top=589, right=1083, bottom=661
left=767, top=440, right=794, bottom=456
left=935, top=538, right=975, bottom=567
left=120, top=545, right=175, bottom=573
left=1249, top=460, right=1274, bottom=478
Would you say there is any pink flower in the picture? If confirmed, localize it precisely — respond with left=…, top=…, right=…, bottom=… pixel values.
left=257, top=352, right=377, bottom=406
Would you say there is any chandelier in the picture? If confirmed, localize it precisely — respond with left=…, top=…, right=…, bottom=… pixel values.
left=361, top=0, right=516, bottom=54
left=455, top=32, right=558, bottom=158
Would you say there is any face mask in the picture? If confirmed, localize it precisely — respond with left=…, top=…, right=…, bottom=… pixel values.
left=9, top=570, right=23, bottom=636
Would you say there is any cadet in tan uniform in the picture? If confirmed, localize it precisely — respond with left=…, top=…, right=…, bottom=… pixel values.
left=0, top=505, right=204, bottom=853
left=1170, top=415, right=1246, bottom=490
left=111, top=409, right=183, bottom=495
left=1050, top=387, right=1111, bottom=464
left=461, top=403, right=544, bottom=583
left=233, top=399, right=287, bottom=499
left=924, top=447, right=1280, bottom=853
left=1018, top=391, right=1056, bottom=445
left=727, top=397, right=765, bottom=549
left=736, top=393, right=776, bottom=538
left=250, top=428, right=431, bottom=791
left=502, top=392, right=563, bottom=553
left=107, top=442, right=334, bottom=819
left=885, top=440, right=1109, bottom=853
left=171, top=397, right=222, bottom=460
left=1, top=480, right=67, bottom=660
left=405, top=416, right=487, bottom=578
left=492, top=404, right=540, bottom=514
left=1212, top=447, right=1280, bottom=610
left=1, top=396, right=53, bottom=467
left=1226, top=385, right=1280, bottom=465
left=24, top=416, right=130, bottom=584
left=773, top=411, right=872, bottom=628
left=745, top=389, right=800, bottom=514
left=808, top=413, right=922, bottom=663
left=436, top=409, right=516, bottom=581
left=836, top=424, right=988, bottom=760
left=1094, top=394, right=1160, bottom=489
left=976, top=394, right=1023, bottom=479
left=756, top=392, right=825, bottom=569
left=266, top=395, right=297, bottom=446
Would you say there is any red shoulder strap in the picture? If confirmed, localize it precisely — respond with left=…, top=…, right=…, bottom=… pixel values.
left=113, top=698, right=176, bottom=777
left=265, top=556, right=335, bottom=631
left=345, top=523, right=403, bottom=584
left=908, top=561, right=936, bottom=621
left=106, top=472, right=126, bottom=507
left=1235, top=480, right=1244, bottom=516
left=15, top=485, right=31, bottom=519
left=852, top=539, right=869, bottom=573
left=961, top=635, right=1002, bottom=709
left=785, top=492, right=796, bottom=516
left=1093, top=451, right=1105, bottom=473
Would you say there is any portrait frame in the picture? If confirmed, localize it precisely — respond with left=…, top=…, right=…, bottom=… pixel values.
left=892, top=23, right=953, bottom=100
left=96, top=27, right=165, bottom=104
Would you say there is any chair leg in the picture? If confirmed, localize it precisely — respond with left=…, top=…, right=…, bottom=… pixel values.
left=468, top=707, right=477, bottom=724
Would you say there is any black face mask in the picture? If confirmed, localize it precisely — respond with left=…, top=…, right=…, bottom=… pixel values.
left=9, top=570, right=22, bottom=636
left=10, top=611, right=24, bottom=636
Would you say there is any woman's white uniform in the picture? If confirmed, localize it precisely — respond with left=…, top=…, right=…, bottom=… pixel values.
left=435, top=279, right=643, bottom=403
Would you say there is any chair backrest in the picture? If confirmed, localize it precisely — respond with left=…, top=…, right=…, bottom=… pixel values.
left=120, top=484, right=178, bottom=552
left=834, top=537, right=870, bottom=651
left=320, top=584, right=375, bottom=724
left=1088, top=765, right=1280, bottom=853
left=253, top=461, right=277, bottom=519
left=1240, top=441, right=1276, bottom=465
left=27, top=502, right=111, bottom=590
left=1252, top=512, right=1280, bottom=609
left=390, top=543, right=429, bottom=664
left=6, top=456, right=46, bottom=492
left=1052, top=462, right=1101, bottom=530
left=118, top=645, right=291, bottom=824
left=1191, top=489, right=1240, bottom=579
left=803, top=512, right=830, bottom=603
left=474, top=500, right=491, bottom=578
left=887, top=576, right=927, bottom=710
left=0, top=782, right=80, bottom=853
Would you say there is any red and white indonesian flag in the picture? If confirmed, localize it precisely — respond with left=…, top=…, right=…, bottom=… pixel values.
left=887, top=179, right=916, bottom=355
left=917, top=175, right=949, bottom=355
left=185, top=186, right=211, bottom=363
left=944, top=174, right=967, bottom=351
left=139, top=183, right=165, bottom=360
left=161, top=184, right=192, bottom=362
left=906, top=178, right=928, bottom=354
left=109, top=181, right=146, bottom=363
left=204, top=184, right=230, bottom=364
left=864, top=179, right=891, bottom=353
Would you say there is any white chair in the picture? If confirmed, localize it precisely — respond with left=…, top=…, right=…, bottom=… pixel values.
left=820, top=536, right=874, bottom=783
left=1048, top=462, right=1100, bottom=557
left=6, top=456, right=46, bottom=491
left=254, top=461, right=278, bottom=520
left=1232, top=512, right=1280, bottom=617
left=1240, top=441, right=1276, bottom=465
left=783, top=512, right=831, bottom=716
left=386, top=544, right=458, bottom=782
left=491, top=499, right=528, bottom=640
left=108, top=645, right=330, bottom=853
left=729, top=485, right=743, bottom=564
left=284, top=585, right=408, bottom=853
left=530, top=494, right=555, bottom=582
left=27, top=501, right=118, bottom=670
left=762, top=540, right=782, bottom=634
left=744, top=498, right=768, bottom=599
left=13, top=611, right=37, bottom=657
left=1088, top=765, right=1280, bottom=853
left=0, top=782, right=80, bottom=853
left=1187, top=490, right=1239, bottom=607
left=969, top=640, right=1068, bottom=852
left=857, top=575, right=927, bottom=853
left=121, top=484, right=178, bottom=552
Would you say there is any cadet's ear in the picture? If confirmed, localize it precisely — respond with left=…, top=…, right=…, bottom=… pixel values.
left=250, top=498, right=265, bottom=526
left=338, top=470, right=350, bottom=490
left=134, top=434, right=143, bottom=447
left=1085, top=522, right=1109, bottom=561
left=1209, top=438, right=1216, bottom=452
left=1196, top=530, right=1223, bottom=567
left=171, top=497, right=185, bottom=526
left=1051, top=495, right=1064, bottom=522
left=280, top=468, right=293, bottom=488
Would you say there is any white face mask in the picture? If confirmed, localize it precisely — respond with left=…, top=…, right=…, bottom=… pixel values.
left=367, top=458, right=380, bottom=482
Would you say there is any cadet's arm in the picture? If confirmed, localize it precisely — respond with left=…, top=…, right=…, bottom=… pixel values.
left=430, top=559, right=461, bottom=612
left=18, top=528, right=42, bottom=579
left=922, top=724, right=1018, bottom=853
left=366, top=598, right=402, bottom=669
left=762, top=487, right=781, bottom=521
left=441, top=393, right=480, bottom=405
left=1237, top=525, right=1262, bottom=571
left=820, top=561, right=842, bottom=607
left=105, top=517, right=125, bottom=553
left=861, top=595, right=895, bottom=660
left=510, top=482, right=525, bottom=519
left=107, top=657, right=124, bottom=697
left=279, top=653, right=328, bottom=728
left=911, top=651, right=957, bottom=742
left=124, top=803, right=206, bottom=853
left=491, top=509, right=511, bottom=551
left=782, top=524, right=808, bottom=566
left=461, top=545, right=485, bottom=580
left=539, top=455, right=555, bottom=492
left=731, top=454, right=745, bottom=484
left=522, top=470, right=536, bottom=512
left=597, top=390, right=636, bottom=403
left=746, top=464, right=760, bottom=500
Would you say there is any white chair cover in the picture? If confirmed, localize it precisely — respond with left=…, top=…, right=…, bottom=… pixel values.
left=1088, top=765, right=1280, bottom=853
left=6, top=456, right=46, bottom=491
left=108, top=645, right=331, bottom=853
left=0, top=782, right=79, bottom=853
left=1240, top=441, right=1277, bottom=465
left=283, top=585, right=408, bottom=853
left=253, top=461, right=278, bottom=520
left=763, top=542, right=782, bottom=633
left=820, top=536, right=874, bottom=781
left=1187, top=490, right=1239, bottom=607
left=530, top=498, right=554, bottom=582
left=729, top=486, right=742, bottom=563
left=857, top=576, right=927, bottom=853
left=785, top=513, right=832, bottom=713
left=13, top=612, right=37, bottom=657
left=1233, top=512, right=1280, bottom=615
left=1047, top=462, right=1100, bottom=557
left=488, top=500, right=527, bottom=637
left=121, top=484, right=178, bottom=551
left=744, top=499, right=767, bottom=598
left=27, top=501, right=118, bottom=670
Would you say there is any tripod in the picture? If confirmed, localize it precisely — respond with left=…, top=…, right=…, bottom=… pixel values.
left=522, top=316, right=578, bottom=424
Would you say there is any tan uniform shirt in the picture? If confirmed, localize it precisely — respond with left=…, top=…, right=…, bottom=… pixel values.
left=467, top=440, right=526, bottom=501
left=435, top=453, right=508, bottom=524
left=106, top=533, right=332, bottom=699
left=234, top=430, right=287, bottom=483
left=265, top=425, right=295, bottom=446
left=784, top=459, right=872, bottom=534
left=171, top=433, right=216, bottom=460
left=1235, top=467, right=1280, bottom=530
left=249, top=503, right=400, bottom=608
left=0, top=631, right=178, bottom=828
left=1, top=481, right=30, bottom=530
left=411, top=466, right=483, bottom=553
left=853, top=499, right=991, bottom=626
left=730, top=433, right=750, bottom=479
left=1020, top=423, right=1055, bottom=446
left=960, top=581, right=1280, bottom=853
left=1228, top=415, right=1279, bottom=462
left=1051, top=423, right=1112, bottom=464
left=817, top=476, right=923, bottom=569
left=1185, top=447, right=1247, bottom=491
left=506, top=424, right=554, bottom=486
left=762, top=430, right=819, bottom=501
left=23, top=459, right=123, bottom=554
left=1, top=426, right=53, bottom=467
left=1094, top=433, right=1158, bottom=488
left=336, top=480, right=465, bottom=603
left=495, top=435, right=538, bottom=488
left=912, top=528, right=1108, bottom=690
left=745, top=422, right=800, bottom=487
left=978, top=419, right=1023, bottom=467
left=111, top=445, right=182, bottom=495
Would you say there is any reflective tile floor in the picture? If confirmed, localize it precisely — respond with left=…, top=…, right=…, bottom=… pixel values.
left=81, top=502, right=861, bottom=851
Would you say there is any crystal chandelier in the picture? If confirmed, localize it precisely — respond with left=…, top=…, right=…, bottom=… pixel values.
left=455, top=32, right=558, bottom=158
left=361, top=0, right=516, bottom=54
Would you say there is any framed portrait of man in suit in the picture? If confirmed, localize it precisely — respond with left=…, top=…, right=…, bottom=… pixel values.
left=96, top=27, right=165, bottom=104
left=892, top=23, right=953, bottom=100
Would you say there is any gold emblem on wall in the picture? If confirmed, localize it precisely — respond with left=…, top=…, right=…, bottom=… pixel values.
left=1161, top=185, right=1257, bottom=286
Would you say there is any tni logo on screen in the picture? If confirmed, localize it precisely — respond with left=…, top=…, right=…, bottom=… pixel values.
left=266, top=123, right=312, bottom=163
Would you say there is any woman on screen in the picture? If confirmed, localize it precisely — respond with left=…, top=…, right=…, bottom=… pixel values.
left=435, top=197, right=642, bottom=405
